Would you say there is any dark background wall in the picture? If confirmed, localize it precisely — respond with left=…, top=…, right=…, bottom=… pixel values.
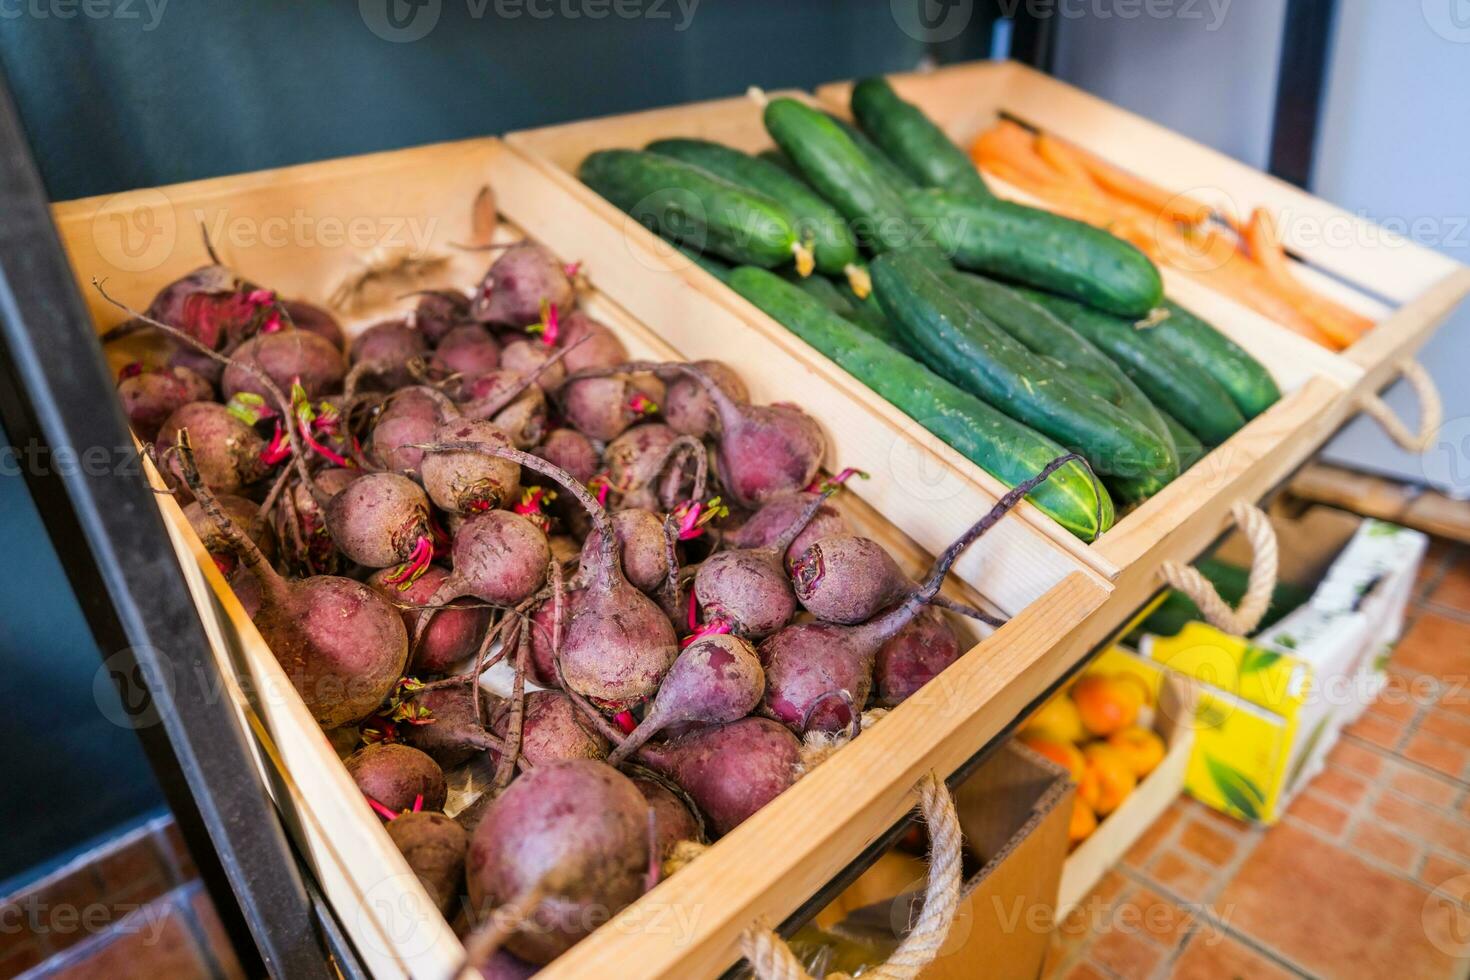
left=0, top=0, right=996, bottom=890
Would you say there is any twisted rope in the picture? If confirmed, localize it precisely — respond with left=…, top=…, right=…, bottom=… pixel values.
left=739, top=772, right=963, bottom=980
left=1360, top=359, right=1442, bottom=453
left=797, top=708, right=889, bottom=773
left=1160, top=500, right=1278, bottom=636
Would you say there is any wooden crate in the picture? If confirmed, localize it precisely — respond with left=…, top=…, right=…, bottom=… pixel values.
left=815, top=61, right=1470, bottom=408
left=505, top=92, right=1348, bottom=621
left=53, top=137, right=1110, bottom=979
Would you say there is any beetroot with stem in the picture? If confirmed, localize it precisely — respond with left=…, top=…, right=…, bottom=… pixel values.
left=555, top=311, right=627, bottom=375
left=873, top=606, right=963, bottom=707
left=789, top=534, right=908, bottom=625
left=557, top=372, right=662, bottom=442
left=760, top=454, right=1081, bottom=733
left=607, top=633, right=764, bottom=765
left=184, top=493, right=275, bottom=572
left=278, top=298, right=345, bottom=351
left=417, top=441, right=678, bottom=711
left=401, top=681, right=506, bottom=768
left=350, top=318, right=427, bottom=390
left=691, top=489, right=833, bottom=640
left=420, top=418, right=521, bottom=516
left=499, top=339, right=567, bottom=392
left=662, top=359, right=748, bottom=439
left=602, top=423, right=677, bottom=503
left=385, top=810, right=468, bottom=916
left=535, top=428, right=598, bottom=485
left=371, top=387, right=456, bottom=479
left=344, top=742, right=448, bottom=814
left=565, top=361, right=824, bottom=507
left=726, top=471, right=862, bottom=564
left=154, top=401, right=268, bottom=497
left=323, top=471, right=435, bottom=574
left=175, top=433, right=408, bottom=729
left=470, top=241, right=574, bottom=328
left=465, top=759, right=649, bottom=964
left=491, top=690, right=609, bottom=767
left=275, top=467, right=359, bottom=576
left=629, top=772, right=703, bottom=860
left=368, top=565, right=490, bottom=675
left=117, top=364, right=213, bottom=440
left=578, top=508, right=667, bottom=594
left=635, top=716, right=801, bottom=837
left=221, top=328, right=346, bottom=402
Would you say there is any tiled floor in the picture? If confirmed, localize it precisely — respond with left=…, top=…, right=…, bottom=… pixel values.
left=0, top=815, right=244, bottom=980
left=1046, top=540, right=1470, bottom=980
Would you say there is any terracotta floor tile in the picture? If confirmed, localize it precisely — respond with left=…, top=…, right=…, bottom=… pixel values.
left=1058, top=871, right=1129, bottom=947
left=26, top=866, right=106, bottom=955
left=1393, top=613, right=1470, bottom=683
left=1176, top=820, right=1237, bottom=868
left=1372, top=792, right=1470, bottom=856
left=1114, top=886, right=1192, bottom=946
left=1429, top=557, right=1470, bottom=611
left=1219, top=823, right=1459, bottom=978
left=1064, top=963, right=1110, bottom=980
left=1349, top=822, right=1420, bottom=872
left=1145, top=851, right=1216, bottom=904
left=186, top=883, right=246, bottom=980
left=0, top=937, right=44, bottom=978
left=1401, top=731, right=1470, bottom=780
left=1342, top=710, right=1406, bottom=750
left=1310, top=765, right=1370, bottom=808
left=1328, top=738, right=1385, bottom=777
left=46, top=898, right=210, bottom=980
left=1387, top=764, right=1460, bottom=809
left=1124, top=800, right=1183, bottom=868
left=157, top=820, right=198, bottom=883
left=92, top=830, right=168, bottom=905
left=1167, top=930, right=1296, bottom=980
left=1088, top=923, right=1164, bottom=979
left=1362, top=690, right=1420, bottom=726
left=1285, top=789, right=1351, bottom=837
left=1420, top=852, right=1470, bottom=890
left=1421, top=708, right=1470, bottom=748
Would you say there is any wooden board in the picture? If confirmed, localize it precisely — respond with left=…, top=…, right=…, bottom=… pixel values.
left=504, top=91, right=1348, bottom=602
left=52, top=136, right=1109, bottom=979
left=815, top=62, right=1470, bottom=388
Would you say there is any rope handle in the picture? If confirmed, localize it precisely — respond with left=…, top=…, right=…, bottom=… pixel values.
left=739, top=772, right=963, bottom=980
left=1360, top=359, right=1442, bottom=453
left=1159, top=500, right=1278, bottom=636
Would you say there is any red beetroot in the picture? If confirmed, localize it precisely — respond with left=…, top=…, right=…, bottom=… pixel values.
left=411, top=289, right=473, bottom=345
left=184, top=493, right=275, bottom=571
left=602, top=423, right=677, bottom=503
left=760, top=455, right=1078, bottom=732
left=117, top=365, right=213, bottom=440
left=221, top=329, right=346, bottom=402
left=466, top=759, right=648, bottom=963
left=691, top=491, right=832, bottom=639
left=662, top=359, right=748, bottom=439
left=430, top=324, right=501, bottom=384
left=578, top=508, right=668, bottom=594
left=279, top=299, right=345, bottom=351
left=608, top=634, right=764, bottom=765
left=873, top=606, right=962, bottom=707
left=557, top=372, right=662, bottom=442
left=727, top=491, right=849, bottom=566
left=368, top=565, right=490, bottom=675
left=500, top=339, right=567, bottom=392
left=790, top=534, right=909, bottom=625
left=536, top=428, right=598, bottom=485
left=420, top=419, right=521, bottom=515
left=350, top=318, right=427, bottom=390
left=460, top=372, right=547, bottom=449
left=402, top=682, right=505, bottom=768
left=491, top=690, right=609, bottom=767
left=636, top=717, right=801, bottom=837
left=177, top=435, right=407, bottom=729
left=470, top=241, right=574, bottom=327
left=323, top=471, right=434, bottom=571
left=430, top=509, right=550, bottom=609
left=154, top=402, right=268, bottom=496
left=275, top=467, right=360, bottom=576
left=630, top=774, right=703, bottom=859
left=344, top=742, right=448, bottom=814
left=556, top=312, right=627, bottom=375
left=386, top=810, right=467, bottom=916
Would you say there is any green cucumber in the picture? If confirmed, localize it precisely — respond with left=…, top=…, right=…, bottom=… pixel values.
left=1022, top=290, right=1247, bottom=445
left=941, top=271, right=1173, bottom=446
left=850, top=76, right=992, bottom=197
left=675, top=243, right=733, bottom=282
left=728, top=266, right=1113, bottom=540
left=1143, top=301, right=1281, bottom=419
left=764, top=98, right=919, bottom=254
left=646, top=138, right=859, bottom=276
left=780, top=270, right=908, bottom=350
left=757, top=148, right=802, bottom=177
left=871, top=248, right=1177, bottom=502
left=903, top=187, right=1165, bottom=317
left=579, top=149, right=808, bottom=269
left=823, top=111, right=919, bottom=191
left=1160, top=410, right=1206, bottom=471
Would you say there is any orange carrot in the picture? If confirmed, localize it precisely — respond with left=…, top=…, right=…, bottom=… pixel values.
left=1245, top=209, right=1373, bottom=346
left=1034, top=134, right=1105, bottom=195
left=1062, top=138, right=1215, bottom=227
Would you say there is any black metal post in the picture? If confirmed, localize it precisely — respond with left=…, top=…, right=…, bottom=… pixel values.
left=1268, top=0, right=1340, bottom=188
left=0, top=75, right=335, bottom=979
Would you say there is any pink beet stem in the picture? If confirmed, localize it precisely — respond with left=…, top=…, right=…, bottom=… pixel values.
left=805, top=467, right=868, bottom=494
left=258, top=421, right=291, bottom=465
left=365, top=795, right=399, bottom=821
left=383, top=534, right=434, bottom=589
left=613, top=709, right=638, bottom=735
left=411, top=794, right=424, bottom=813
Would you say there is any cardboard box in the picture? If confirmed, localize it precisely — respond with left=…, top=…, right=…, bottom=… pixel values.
left=805, top=743, right=1073, bottom=979
left=1056, top=662, right=1194, bottom=918
left=1133, top=507, right=1427, bottom=823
